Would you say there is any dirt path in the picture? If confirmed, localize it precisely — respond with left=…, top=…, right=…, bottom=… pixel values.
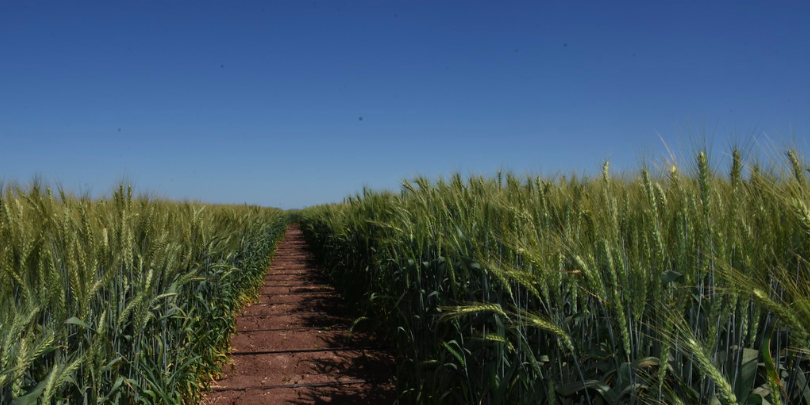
left=202, top=225, right=395, bottom=404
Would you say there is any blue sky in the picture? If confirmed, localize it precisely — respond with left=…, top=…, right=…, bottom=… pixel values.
left=1, top=1, right=808, bottom=209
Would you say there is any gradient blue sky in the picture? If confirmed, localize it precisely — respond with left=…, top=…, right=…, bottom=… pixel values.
left=1, top=1, right=808, bottom=209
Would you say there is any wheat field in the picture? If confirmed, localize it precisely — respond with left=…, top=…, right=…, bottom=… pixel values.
left=300, top=149, right=810, bottom=405
left=0, top=184, right=288, bottom=403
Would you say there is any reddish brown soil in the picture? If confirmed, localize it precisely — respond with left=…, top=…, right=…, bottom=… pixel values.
left=201, top=225, right=396, bottom=404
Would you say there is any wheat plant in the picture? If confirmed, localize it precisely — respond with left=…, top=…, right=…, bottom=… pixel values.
left=0, top=183, right=288, bottom=404
left=301, top=148, right=810, bottom=405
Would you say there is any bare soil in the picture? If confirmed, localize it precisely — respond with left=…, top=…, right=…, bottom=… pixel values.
left=201, top=225, right=395, bottom=404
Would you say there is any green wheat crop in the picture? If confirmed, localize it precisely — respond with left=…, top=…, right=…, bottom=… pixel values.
left=301, top=149, right=810, bottom=405
left=0, top=183, right=288, bottom=404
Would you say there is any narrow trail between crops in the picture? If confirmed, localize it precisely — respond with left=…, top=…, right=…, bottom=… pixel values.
left=202, top=225, right=395, bottom=405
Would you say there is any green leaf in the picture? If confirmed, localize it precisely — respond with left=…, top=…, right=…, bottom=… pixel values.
left=11, top=379, right=46, bottom=405
left=734, top=348, right=759, bottom=403
left=65, top=317, right=93, bottom=330
left=792, top=365, right=810, bottom=404
left=106, top=376, right=125, bottom=397
left=661, top=270, right=683, bottom=285
left=761, top=325, right=786, bottom=401
left=556, top=379, right=610, bottom=397
left=746, top=393, right=764, bottom=404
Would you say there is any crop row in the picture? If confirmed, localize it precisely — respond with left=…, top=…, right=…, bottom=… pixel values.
left=301, top=150, right=810, bottom=405
left=0, top=184, right=288, bottom=404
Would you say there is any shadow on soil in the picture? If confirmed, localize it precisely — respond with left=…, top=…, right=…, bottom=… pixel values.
left=284, top=244, right=396, bottom=404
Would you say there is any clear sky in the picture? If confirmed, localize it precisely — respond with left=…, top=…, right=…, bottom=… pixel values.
left=1, top=1, right=808, bottom=209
